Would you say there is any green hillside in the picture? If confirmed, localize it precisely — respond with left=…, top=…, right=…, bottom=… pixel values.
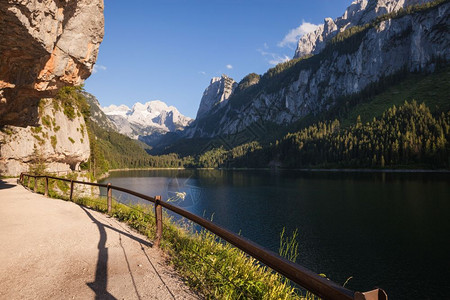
left=185, top=0, right=449, bottom=139
left=194, top=100, right=450, bottom=169
left=155, top=65, right=450, bottom=158
left=340, top=66, right=450, bottom=127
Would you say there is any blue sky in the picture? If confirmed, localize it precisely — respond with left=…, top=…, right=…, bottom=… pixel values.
left=84, top=0, right=351, bottom=118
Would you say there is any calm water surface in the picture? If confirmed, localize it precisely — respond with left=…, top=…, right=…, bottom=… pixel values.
left=101, top=169, right=450, bottom=299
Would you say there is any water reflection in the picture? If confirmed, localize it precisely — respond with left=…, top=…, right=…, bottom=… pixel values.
left=101, top=169, right=450, bottom=299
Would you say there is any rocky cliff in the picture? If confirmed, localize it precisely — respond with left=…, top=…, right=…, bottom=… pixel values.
left=103, top=101, right=193, bottom=140
left=0, top=98, right=90, bottom=176
left=0, top=0, right=104, bottom=126
left=84, top=92, right=118, bottom=132
left=184, top=0, right=450, bottom=139
left=0, top=1, right=104, bottom=176
left=196, top=75, right=237, bottom=119
left=294, top=0, right=433, bottom=58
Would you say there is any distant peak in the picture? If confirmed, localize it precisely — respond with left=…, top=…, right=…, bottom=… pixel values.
left=101, top=99, right=192, bottom=137
left=293, top=0, right=435, bottom=58
left=210, top=74, right=232, bottom=84
left=196, top=74, right=237, bottom=119
left=103, top=104, right=130, bottom=112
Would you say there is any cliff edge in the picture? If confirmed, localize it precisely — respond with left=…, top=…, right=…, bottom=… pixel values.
left=0, top=0, right=104, bottom=126
left=0, top=0, right=104, bottom=176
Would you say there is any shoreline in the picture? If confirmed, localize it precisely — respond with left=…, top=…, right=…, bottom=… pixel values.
left=104, top=167, right=450, bottom=175
left=290, top=168, right=450, bottom=173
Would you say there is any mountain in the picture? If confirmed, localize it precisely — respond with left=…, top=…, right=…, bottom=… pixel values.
left=102, top=101, right=193, bottom=145
left=180, top=0, right=449, bottom=141
left=83, top=92, right=118, bottom=132
left=184, top=75, right=238, bottom=138
left=294, top=0, right=434, bottom=58
left=196, top=75, right=237, bottom=119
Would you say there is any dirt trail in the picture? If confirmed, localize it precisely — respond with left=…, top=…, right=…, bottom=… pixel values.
left=0, top=178, right=198, bottom=300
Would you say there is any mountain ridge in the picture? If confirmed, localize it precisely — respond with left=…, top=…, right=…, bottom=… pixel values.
left=101, top=100, right=193, bottom=143
left=294, top=0, right=434, bottom=58
left=180, top=0, right=449, bottom=141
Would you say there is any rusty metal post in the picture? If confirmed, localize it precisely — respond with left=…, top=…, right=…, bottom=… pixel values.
left=355, top=288, right=388, bottom=300
left=154, top=195, right=163, bottom=247
left=33, top=176, right=37, bottom=192
left=107, top=183, right=112, bottom=214
left=69, top=180, right=74, bottom=201
left=44, top=176, right=49, bottom=197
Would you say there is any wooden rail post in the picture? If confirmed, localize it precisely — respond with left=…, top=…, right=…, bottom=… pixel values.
left=33, top=176, right=37, bottom=193
left=69, top=180, right=74, bottom=201
left=154, top=195, right=163, bottom=247
left=107, top=183, right=112, bottom=214
left=44, top=176, right=49, bottom=197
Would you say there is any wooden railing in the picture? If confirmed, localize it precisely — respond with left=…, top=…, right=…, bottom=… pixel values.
left=19, top=173, right=387, bottom=300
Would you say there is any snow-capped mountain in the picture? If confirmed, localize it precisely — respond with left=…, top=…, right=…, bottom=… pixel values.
left=102, top=100, right=192, bottom=140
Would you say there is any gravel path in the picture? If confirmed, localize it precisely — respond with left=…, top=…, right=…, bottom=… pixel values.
left=0, top=178, right=199, bottom=300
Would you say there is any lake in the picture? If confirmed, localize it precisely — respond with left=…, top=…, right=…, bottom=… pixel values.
left=100, top=169, right=450, bottom=299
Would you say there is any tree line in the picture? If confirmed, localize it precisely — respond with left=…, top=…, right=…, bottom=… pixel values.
left=195, top=101, right=450, bottom=169
left=57, top=87, right=450, bottom=174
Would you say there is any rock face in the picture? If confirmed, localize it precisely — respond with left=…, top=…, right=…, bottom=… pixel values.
left=84, top=92, right=118, bottom=132
left=0, top=98, right=90, bottom=176
left=196, top=75, right=237, bottom=119
left=186, top=0, right=450, bottom=138
left=294, top=0, right=433, bottom=58
left=103, top=101, right=193, bottom=140
left=0, top=0, right=104, bottom=126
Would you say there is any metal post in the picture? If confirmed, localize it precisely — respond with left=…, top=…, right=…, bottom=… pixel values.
left=33, top=176, right=37, bottom=193
left=107, top=183, right=112, bottom=214
left=154, top=195, right=163, bottom=247
left=69, top=180, right=74, bottom=201
left=44, top=176, right=49, bottom=197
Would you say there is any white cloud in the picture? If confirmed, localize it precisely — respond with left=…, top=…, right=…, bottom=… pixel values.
left=278, top=21, right=319, bottom=48
left=257, top=48, right=290, bottom=66
left=226, top=64, right=233, bottom=69
left=268, top=55, right=290, bottom=65
left=199, top=71, right=206, bottom=75
left=93, top=64, right=107, bottom=74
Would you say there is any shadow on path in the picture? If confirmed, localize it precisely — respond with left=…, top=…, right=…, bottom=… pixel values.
left=105, top=212, right=175, bottom=299
left=81, top=206, right=117, bottom=300
left=80, top=206, right=155, bottom=300
left=119, top=234, right=142, bottom=300
left=140, top=243, right=176, bottom=299
left=0, top=179, right=15, bottom=190
left=82, top=207, right=153, bottom=248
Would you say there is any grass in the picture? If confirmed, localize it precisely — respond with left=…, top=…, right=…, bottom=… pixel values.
left=20, top=175, right=324, bottom=299
left=51, top=135, right=57, bottom=149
